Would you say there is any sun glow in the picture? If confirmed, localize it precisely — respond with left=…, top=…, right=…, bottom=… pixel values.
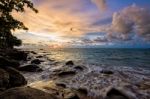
left=49, top=44, right=64, bottom=48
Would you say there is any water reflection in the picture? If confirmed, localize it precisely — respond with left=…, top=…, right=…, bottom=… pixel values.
left=45, top=48, right=150, bottom=69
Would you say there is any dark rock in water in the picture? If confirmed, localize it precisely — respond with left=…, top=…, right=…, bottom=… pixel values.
left=66, top=95, right=80, bottom=99
left=74, top=66, right=84, bottom=71
left=40, top=49, right=44, bottom=50
left=77, top=88, right=88, bottom=95
left=0, top=56, right=20, bottom=68
left=28, top=57, right=31, bottom=60
left=105, top=88, right=130, bottom=99
left=6, top=50, right=28, bottom=61
left=56, top=83, right=66, bottom=88
left=0, top=87, right=58, bottom=99
left=101, top=70, right=113, bottom=75
left=19, top=65, right=43, bottom=72
left=0, top=69, right=9, bottom=91
left=66, top=61, right=74, bottom=65
left=30, top=51, right=37, bottom=54
left=31, top=59, right=44, bottom=64
left=36, top=55, right=43, bottom=58
left=58, top=71, right=76, bottom=77
left=4, top=67, right=27, bottom=88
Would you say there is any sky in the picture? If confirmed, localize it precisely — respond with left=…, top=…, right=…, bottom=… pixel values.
left=14, top=0, right=150, bottom=48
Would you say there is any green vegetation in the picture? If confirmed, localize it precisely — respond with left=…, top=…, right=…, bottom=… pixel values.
left=0, top=0, right=38, bottom=49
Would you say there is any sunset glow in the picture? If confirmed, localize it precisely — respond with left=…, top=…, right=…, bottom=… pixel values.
left=14, top=0, right=150, bottom=48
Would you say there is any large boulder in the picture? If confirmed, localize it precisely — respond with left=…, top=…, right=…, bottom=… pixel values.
left=4, top=67, right=27, bottom=88
left=0, top=69, right=9, bottom=91
left=19, top=65, right=43, bottom=72
left=0, top=56, right=20, bottom=68
left=6, top=50, right=28, bottom=61
left=0, top=87, right=58, bottom=99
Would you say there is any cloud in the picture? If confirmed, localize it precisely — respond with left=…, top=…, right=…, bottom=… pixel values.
left=93, top=36, right=108, bottom=42
left=81, top=36, right=108, bottom=45
left=12, top=0, right=150, bottom=47
left=91, top=0, right=107, bottom=11
left=13, top=0, right=101, bottom=37
left=109, top=4, right=150, bottom=41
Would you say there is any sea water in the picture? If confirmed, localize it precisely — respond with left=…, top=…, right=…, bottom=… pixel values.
left=46, top=48, right=150, bottom=70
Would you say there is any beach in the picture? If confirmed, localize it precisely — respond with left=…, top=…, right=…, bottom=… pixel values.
left=22, top=48, right=150, bottom=99
left=0, top=48, right=150, bottom=99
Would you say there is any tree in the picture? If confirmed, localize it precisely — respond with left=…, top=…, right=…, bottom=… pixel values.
left=0, top=0, right=38, bottom=49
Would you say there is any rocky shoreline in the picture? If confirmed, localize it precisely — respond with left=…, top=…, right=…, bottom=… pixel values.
left=0, top=49, right=150, bottom=99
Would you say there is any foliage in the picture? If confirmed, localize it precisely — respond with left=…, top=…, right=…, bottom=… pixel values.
left=0, top=0, right=38, bottom=48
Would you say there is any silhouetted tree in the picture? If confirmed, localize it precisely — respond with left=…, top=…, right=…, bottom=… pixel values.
left=0, top=0, right=38, bottom=49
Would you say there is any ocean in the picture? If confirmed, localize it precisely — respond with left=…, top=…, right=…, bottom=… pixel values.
left=45, top=48, right=150, bottom=70
left=22, top=47, right=150, bottom=98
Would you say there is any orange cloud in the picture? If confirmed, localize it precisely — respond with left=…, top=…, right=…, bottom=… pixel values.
left=13, top=0, right=102, bottom=38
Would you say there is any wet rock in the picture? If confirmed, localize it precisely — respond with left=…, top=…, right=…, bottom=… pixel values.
left=74, top=66, right=84, bottom=71
left=19, top=65, right=43, bottom=72
left=0, top=56, right=20, bottom=68
left=31, top=59, right=44, bottom=64
left=30, top=51, right=37, bottom=54
left=36, top=55, right=43, bottom=58
left=40, top=49, right=44, bottom=51
left=0, top=87, right=58, bottom=99
left=0, top=69, right=9, bottom=91
left=66, top=61, right=74, bottom=65
left=77, top=88, right=88, bottom=95
left=63, top=89, right=80, bottom=99
left=101, top=70, right=113, bottom=75
left=58, top=71, right=76, bottom=77
left=6, top=50, right=28, bottom=61
left=4, top=67, right=27, bottom=88
left=105, top=88, right=130, bottom=99
left=56, top=83, right=66, bottom=88
left=27, top=57, right=32, bottom=60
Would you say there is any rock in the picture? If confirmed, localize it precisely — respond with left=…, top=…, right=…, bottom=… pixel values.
left=63, top=89, right=80, bottom=99
left=36, top=55, right=43, bottom=58
left=19, top=65, right=43, bottom=72
left=66, top=61, right=74, bottom=65
left=4, top=67, right=27, bottom=88
left=77, top=88, right=88, bottom=95
left=0, top=87, right=58, bottom=99
left=30, top=51, right=37, bottom=54
left=0, top=56, right=20, bottom=68
left=40, top=49, right=44, bottom=50
left=58, top=71, right=76, bottom=77
left=31, top=59, right=44, bottom=64
left=56, top=83, right=66, bottom=88
left=6, top=50, right=28, bottom=61
left=74, top=66, right=84, bottom=71
left=101, top=70, right=113, bottom=75
left=0, top=69, right=9, bottom=91
left=28, top=57, right=31, bottom=60
left=105, top=88, right=130, bottom=99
